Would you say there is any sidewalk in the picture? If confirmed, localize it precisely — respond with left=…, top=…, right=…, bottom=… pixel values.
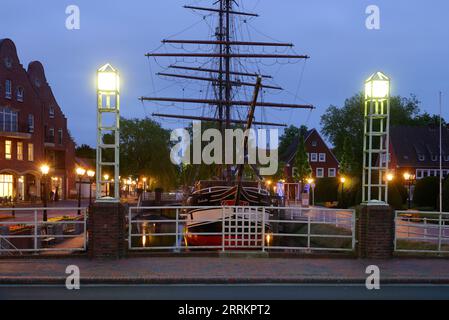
left=1, top=257, right=449, bottom=284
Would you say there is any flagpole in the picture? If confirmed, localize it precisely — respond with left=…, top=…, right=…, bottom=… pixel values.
left=439, top=91, right=443, bottom=213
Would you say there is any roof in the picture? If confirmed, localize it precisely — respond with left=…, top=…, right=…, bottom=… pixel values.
left=390, top=125, right=449, bottom=168
left=280, top=129, right=313, bottom=163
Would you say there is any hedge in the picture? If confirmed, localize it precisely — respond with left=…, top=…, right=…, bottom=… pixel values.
left=413, top=176, right=439, bottom=209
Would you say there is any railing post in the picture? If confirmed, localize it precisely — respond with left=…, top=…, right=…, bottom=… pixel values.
left=307, top=215, right=311, bottom=249
left=438, top=212, right=443, bottom=252
left=352, top=210, right=356, bottom=250
left=262, top=207, right=266, bottom=252
left=34, top=209, right=38, bottom=252
left=393, top=211, right=397, bottom=252
left=128, top=207, right=132, bottom=250
left=221, top=207, right=225, bottom=252
left=83, top=209, right=87, bottom=251
left=175, top=208, right=179, bottom=252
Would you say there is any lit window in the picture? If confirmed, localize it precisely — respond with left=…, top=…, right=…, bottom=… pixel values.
left=16, top=86, right=24, bottom=102
left=28, top=143, right=34, bottom=161
left=5, top=80, right=12, bottom=99
left=328, top=168, right=336, bottom=177
left=49, top=106, right=55, bottom=118
left=58, top=129, right=63, bottom=144
left=310, top=153, right=318, bottom=162
left=0, top=107, right=18, bottom=132
left=17, top=142, right=23, bottom=160
left=28, top=114, right=34, bottom=133
left=0, top=174, right=13, bottom=197
left=316, top=168, right=324, bottom=178
left=5, top=140, right=12, bottom=159
left=319, top=153, right=326, bottom=162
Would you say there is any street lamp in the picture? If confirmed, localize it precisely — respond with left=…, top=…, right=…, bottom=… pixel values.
left=87, top=170, right=95, bottom=205
left=40, top=164, right=50, bottom=222
left=386, top=173, right=394, bottom=182
left=76, top=167, right=86, bottom=215
left=340, top=176, right=346, bottom=207
left=307, top=178, right=315, bottom=206
left=96, top=63, right=120, bottom=203
left=363, top=71, right=391, bottom=205
left=403, top=172, right=415, bottom=209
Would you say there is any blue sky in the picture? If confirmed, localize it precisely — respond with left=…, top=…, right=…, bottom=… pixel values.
left=1, top=0, right=449, bottom=146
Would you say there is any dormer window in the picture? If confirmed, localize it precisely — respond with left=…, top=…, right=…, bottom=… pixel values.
left=49, top=106, right=55, bottom=118
left=311, top=141, right=317, bottom=147
left=432, top=155, right=438, bottom=162
left=16, top=87, right=24, bottom=102
left=418, top=154, right=425, bottom=161
left=34, top=79, right=41, bottom=88
left=445, top=155, right=449, bottom=162
left=5, top=80, right=12, bottom=99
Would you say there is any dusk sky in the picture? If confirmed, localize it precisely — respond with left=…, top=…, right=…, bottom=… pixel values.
left=1, top=0, right=448, bottom=146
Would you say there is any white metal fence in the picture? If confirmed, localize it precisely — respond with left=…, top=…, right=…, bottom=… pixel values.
left=128, top=206, right=356, bottom=252
left=0, top=207, right=87, bottom=255
left=395, top=210, right=449, bottom=253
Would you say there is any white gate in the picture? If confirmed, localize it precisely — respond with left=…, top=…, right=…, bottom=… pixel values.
left=222, top=207, right=265, bottom=250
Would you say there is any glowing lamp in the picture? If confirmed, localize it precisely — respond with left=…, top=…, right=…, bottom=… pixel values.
left=97, top=63, right=120, bottom=92
left=76, top=167, right=86, bottom=176
left=40, top=164, right=50, bottom=176
left=365, top=72, right=390, bottom=99
left=87, top=170, right=95, bottom=178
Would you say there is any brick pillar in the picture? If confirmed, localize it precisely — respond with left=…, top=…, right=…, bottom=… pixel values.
left=88, top=202, right=126, bottom=259
left=357, top=205, right=395, bottom=259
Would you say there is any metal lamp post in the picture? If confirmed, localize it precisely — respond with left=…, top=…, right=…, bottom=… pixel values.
left=76, top=167, right=86, bottom=215
left=87, top=170, right=95, bottom=205
left=403, top=172, right=415, bottom=209
left=340, top=176, right=346, bottom=207
left=362, top=72, right=391, bottom=205
left=96, top=64, right=120, bottom=202
left=307, top=178, right=315, bottom=206
left=40, top=164, right=50, bottom=222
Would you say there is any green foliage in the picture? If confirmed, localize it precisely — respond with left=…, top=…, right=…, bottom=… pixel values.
left=320, top=93, right=444, bottom=175
left=414, top=177, right=439, bottom=209
left=339, top=137, right=354, bottom=176
left=278, top=125, right=308, bottom=158
left=293, top=134, right=312, bottom=183
left=314, top=177, right=339, bottom=203
left=119, top=117, right=177, bottom=190
left=75, top=144, right=95, bottom=159
left=388, top=181, right=406, bottom=210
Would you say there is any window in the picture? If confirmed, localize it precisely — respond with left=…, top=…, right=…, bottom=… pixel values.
left=17, top=142, right=23, bottom=160
left=16, top=87, right=24, bottom=102
left=0, top=108, right=18, bottom=132
left=5, top=80, right=11, bottom=99
left=328, top=168, right=336, bottom=177
left=0, top=174, right=13, bottom=197
left=310, top=153, right=318, bottom=162
left=416, top=170, right=423, bottom=179
left=418, top=154, right=425, bottom=161
left=5, top=140, right=12, bottom=159
left=316, top=168, right=324, bottom=178
left=311, top=141, right=317, bottom=147
left=445, top=155, right=449, bottom=162
left=49, top=106, right=55, bottom=118
left=319, top=153, right=326, bottom=162
left=432, top=155, right=438, bottom=162
left=28, top=143, right=34, bottom=161
left=58, top=129, right=63, bottom=144
left=48, top=128, right=55, bottom=142
left=28, top=114, right=34, bottom=133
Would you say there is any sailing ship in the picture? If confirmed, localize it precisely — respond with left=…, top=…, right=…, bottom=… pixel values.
left=140, top=0, right=314, bottom=248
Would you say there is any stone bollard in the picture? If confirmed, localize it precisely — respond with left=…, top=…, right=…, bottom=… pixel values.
left=88, top=202, right=126, bottom=259
left=357, top=205, right=395, bottom=259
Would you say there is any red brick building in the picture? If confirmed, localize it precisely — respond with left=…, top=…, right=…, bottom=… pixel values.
left=0, top=38, right=76, bottom=201
left=282, top=128, right=340, bottom=180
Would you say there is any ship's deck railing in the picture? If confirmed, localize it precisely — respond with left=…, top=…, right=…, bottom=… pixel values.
left=128, top=206, right=355, bottom=253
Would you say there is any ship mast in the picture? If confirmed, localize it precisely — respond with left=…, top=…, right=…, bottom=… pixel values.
left=142, top=0, right=314, bottom=181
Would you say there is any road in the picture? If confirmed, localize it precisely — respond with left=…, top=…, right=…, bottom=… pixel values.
left=1, top=284, right=449, bottom=300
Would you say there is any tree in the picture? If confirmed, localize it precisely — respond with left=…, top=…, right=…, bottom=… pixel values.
left=293, top=133, right=312, bottom=184
left=75, top=144, right=95, bottom=159
left=339, top=136, right=353, bottom=176
left=119, top=117, right=177, bottom=190
left=279, top=125, right=308, bottom=158
left=320, top=93, right=444, bottom=175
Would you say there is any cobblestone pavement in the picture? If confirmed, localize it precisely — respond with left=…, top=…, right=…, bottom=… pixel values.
left=0, top=257, right=449, bottom=284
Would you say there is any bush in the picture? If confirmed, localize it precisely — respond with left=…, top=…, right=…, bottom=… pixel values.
left=388, top=181, right=406, bottom=210
left=442, top=178, right=449, bottom=212
left=413, top=176, right=439, bottom=209
left=315, top=177, right=338, bottom=203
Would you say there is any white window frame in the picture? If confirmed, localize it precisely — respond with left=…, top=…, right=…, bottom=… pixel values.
left=418, top=154, right=425, bottom=161
left=310, top=153, right=318, bottom=162
left=316, top=168, right=324, bottom=178
left=28, top=114, right=34, bottom=133
left=5, top=80, right=11, bottom=99
left=416, top=169, right=423, bottom=179
left=16, top=86, right=24, bottom=102
left=17, top=142, right=23, bottom=161
left=328, top=168, right=336, bottom=177
left=5, top=140, right=12, bottom=160
left=319, top=153, right=326, bottom=162
left=0, top=107, right=18, bottom=132
left=28, top=143, right=34, bottom=162
left=49, top=106, right=55, bottom=118
left=58, top=128, right=63, bottom=144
